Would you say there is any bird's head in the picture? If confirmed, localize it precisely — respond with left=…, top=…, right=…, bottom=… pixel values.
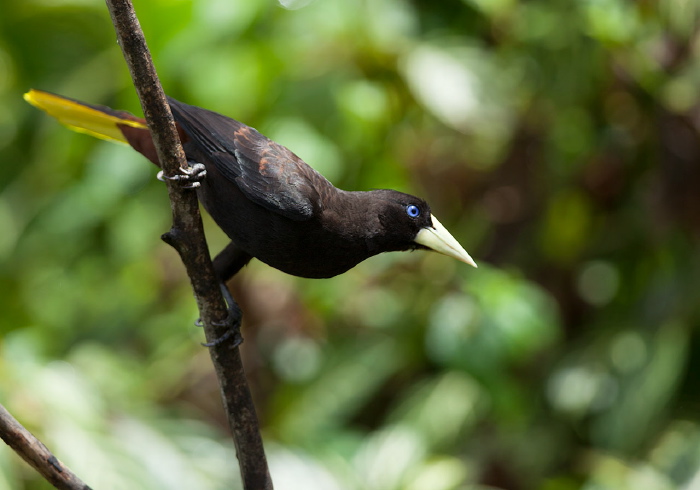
left=372, top=190, right=477, bottom=268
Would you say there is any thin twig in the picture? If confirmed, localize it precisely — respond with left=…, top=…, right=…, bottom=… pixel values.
left=103, top=1, right=272, bottom=488
left=0, top=403, right=91, bottom=490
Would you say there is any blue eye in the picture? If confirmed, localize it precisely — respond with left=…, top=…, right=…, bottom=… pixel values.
left=406, top=204, right=420, bottom=218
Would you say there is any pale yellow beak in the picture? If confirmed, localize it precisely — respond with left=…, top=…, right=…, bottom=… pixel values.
left=414, top=214, right=477, bottom=268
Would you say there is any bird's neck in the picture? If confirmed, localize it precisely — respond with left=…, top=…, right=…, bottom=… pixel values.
left=323, top=189, right=395, bottom=254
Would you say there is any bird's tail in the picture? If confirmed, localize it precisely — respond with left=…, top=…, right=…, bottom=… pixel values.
left=23, top=89, right=148, bottom=144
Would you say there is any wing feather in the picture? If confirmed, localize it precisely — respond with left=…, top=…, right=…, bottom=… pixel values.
left=168, top=97, right=329, bottom=221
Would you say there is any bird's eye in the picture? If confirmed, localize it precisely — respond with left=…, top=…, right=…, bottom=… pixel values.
left=406, top=204, right=420, bottom=218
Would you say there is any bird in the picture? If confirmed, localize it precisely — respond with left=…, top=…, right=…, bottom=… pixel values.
left=24, top=89, right=477, bottom=282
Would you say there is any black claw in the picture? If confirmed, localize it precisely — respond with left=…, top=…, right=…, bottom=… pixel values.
left=201, top=325, right=243, bottom=348
left=201, top=309, right=243, bottom=347
left=198, top=282, right=243, bottom=347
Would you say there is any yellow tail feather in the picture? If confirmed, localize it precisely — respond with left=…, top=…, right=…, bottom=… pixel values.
left=24, top=89, right=147, bottom=144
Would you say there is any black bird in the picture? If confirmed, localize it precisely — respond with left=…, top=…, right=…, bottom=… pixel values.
left=24, top=90, right=477, bottom=281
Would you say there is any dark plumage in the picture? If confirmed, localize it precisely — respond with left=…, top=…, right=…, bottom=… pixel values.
left=25, top=90, right=477, bottom=281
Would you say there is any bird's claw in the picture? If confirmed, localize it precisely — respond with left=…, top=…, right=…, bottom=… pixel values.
left=196, top=283, right=243, bottom=348
left=157, top=162, right=206, bottom=189
left=201, top=312, right=243, bottom=348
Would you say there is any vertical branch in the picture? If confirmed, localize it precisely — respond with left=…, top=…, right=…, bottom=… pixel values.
left=103, top=1, right=272, bottom=488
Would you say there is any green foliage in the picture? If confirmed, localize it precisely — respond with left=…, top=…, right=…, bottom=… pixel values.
left=1, top=0, right=699, bottom=488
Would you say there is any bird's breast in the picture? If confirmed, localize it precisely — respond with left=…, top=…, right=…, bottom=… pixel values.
left=195, top=165, right=373, bottom=278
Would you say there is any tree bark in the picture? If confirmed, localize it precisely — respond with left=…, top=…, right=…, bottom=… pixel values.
left=103, top=1, right=273, bottom=488
left=0, top=403, right=92, bottom=490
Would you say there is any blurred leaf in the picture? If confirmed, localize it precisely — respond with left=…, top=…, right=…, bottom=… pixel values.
left=2, top=0, right=700, bottom=488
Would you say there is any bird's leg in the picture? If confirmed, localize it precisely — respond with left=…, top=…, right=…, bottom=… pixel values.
left=195, top=242, right=253, bottom=347
left=213, top=242, right=253, bottom=283
left=157, top=160, right=207, bottom=189
left=199, top=284, right=243, bottom=348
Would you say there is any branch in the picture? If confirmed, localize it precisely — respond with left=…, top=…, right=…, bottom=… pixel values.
left=0, top=403, right=91, bottom=490
left=103, top=1, right=272, bottom=488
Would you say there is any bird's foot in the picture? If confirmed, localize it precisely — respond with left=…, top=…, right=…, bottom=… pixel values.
left=195, top=283, right=243, bottom=348
left=201, top=313, right=243, bottom=348
left=157, top=161, right=206, bottom=189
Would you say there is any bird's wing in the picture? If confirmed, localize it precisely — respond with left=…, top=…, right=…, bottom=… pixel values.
left=168, top=98, right=327, bottom=221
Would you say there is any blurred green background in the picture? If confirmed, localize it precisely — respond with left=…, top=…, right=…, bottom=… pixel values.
left=1, top=0, right=699, bottom=488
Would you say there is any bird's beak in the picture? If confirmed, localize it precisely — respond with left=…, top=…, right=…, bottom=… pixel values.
left=414, top=214, right=477, bottom=268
